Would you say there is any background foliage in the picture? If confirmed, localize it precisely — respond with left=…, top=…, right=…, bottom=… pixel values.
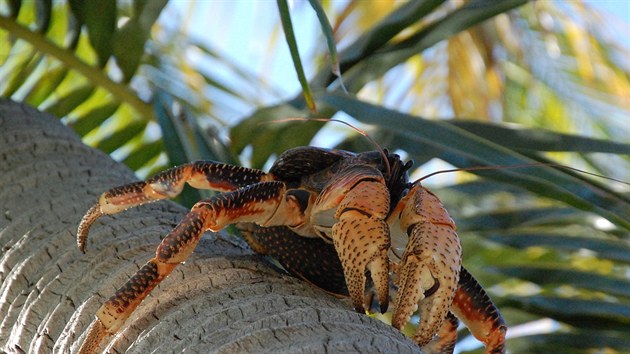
left=1, top=1, right=629, bottom=352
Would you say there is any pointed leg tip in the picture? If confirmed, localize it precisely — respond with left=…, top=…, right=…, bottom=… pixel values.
left=77, top=318, right=109, bottom=354
left=77, top=236, right=87, bottom=253
left=76, top=203, right=103, bottom=252
left=353, top=305, right=366, bottom=314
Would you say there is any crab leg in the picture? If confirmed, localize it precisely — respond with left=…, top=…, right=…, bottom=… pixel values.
left=415, top=267, right=506, bottom=354
left=451, top=267, right=506, bottom=354
left=78, top=181, right=311, bottom=353
left=78, top=161, right=273, bottom=252
left=392, top=185, right=462, bottom=346
left=421, top=312, right=459, bottom=354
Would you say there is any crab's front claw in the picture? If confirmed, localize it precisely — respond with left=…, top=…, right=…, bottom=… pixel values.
left=333, top=214, right=390, bottom=313
left=392, top=185, right=462, bottom=346
left=322, top=167, right=393, bottom=314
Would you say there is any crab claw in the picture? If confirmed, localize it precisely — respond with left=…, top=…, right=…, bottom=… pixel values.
left=332, top=215, right=390, bottom=313
left=316, top=166, right=393, bottom=314
left=392, top=185, right=462, bottom=346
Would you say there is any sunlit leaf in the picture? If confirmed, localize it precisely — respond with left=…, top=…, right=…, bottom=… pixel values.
left=442, top=180, right=526, bottom=197
left=504, top=296, right=630, bottom=329
left=112, top=0, right=167, bottom=81
left=23, top=65, right=68, bottom=106
left=94, top=120, right=147, bottom=154
left=488, top=233, right=630, bottom=263
left=34, top=0, right=52, bottom=33
left=507, top=331, right=630, bottom=353
left=70, top=101, right=121, bottom=136
left=277, top=0, right=315, bottom=111
left=494, top=265, right=630, bottom=297
left=1, top=51, right=41, bottom=97
left=44, top=84, right=94, bottom=118
left=153, top=90, right=202, bottom=207
left=190, top=119, right=234, bottom=164
left=67, top=0, right=85, bottom=24
left=190, top=40, right=282, bottom=99
left=450, top=120, right=630, bottom=154
left=457, top=207, right=580, bottom=232
left=230, top=104, right=323, bottom=168
left=307, top=0, right=343, bottom=87
left=122, top=139, right=163, bottom=171
left=312, top=0, right=445, bottom=87
left=154, top=91, right=188, bottom=165
left=7, top=0, right=22, bottom=18
left=197, top=71, right=247, bottom=103
left=83, top=0, right=116, bottom=67
left=344, top=0, right=528, bottom=90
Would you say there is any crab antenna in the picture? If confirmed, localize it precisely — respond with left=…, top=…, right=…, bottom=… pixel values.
left=264, top=117, right=392, bottom=178
left=413, top=162, right=630, bottom=186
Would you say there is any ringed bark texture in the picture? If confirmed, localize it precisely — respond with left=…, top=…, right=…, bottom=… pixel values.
left=0, top=99, right=420, bottom=353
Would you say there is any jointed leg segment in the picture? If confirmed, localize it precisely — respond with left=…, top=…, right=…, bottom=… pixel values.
left=422, top=312, right=459, bottom=354
left=451, top=267, right=506, bottom=354
left=77, top=161, right=273, bottom=252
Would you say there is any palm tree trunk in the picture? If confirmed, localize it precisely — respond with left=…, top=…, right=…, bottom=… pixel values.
left=0, top=99, right=419, bottom=353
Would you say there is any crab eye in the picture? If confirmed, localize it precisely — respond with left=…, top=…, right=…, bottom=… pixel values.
left=286, top=189, right=311, bottom=213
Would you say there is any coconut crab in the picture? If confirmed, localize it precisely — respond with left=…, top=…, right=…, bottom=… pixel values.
left=76, top=146, right=506, bottom=353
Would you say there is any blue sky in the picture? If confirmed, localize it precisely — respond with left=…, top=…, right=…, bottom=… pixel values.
left=587, top=0, right=630, bottom=50
left=588, top=0, right=630, bottom=25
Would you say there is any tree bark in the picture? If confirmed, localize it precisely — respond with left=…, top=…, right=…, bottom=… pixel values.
left=0, top=99, right=420, bottom=353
